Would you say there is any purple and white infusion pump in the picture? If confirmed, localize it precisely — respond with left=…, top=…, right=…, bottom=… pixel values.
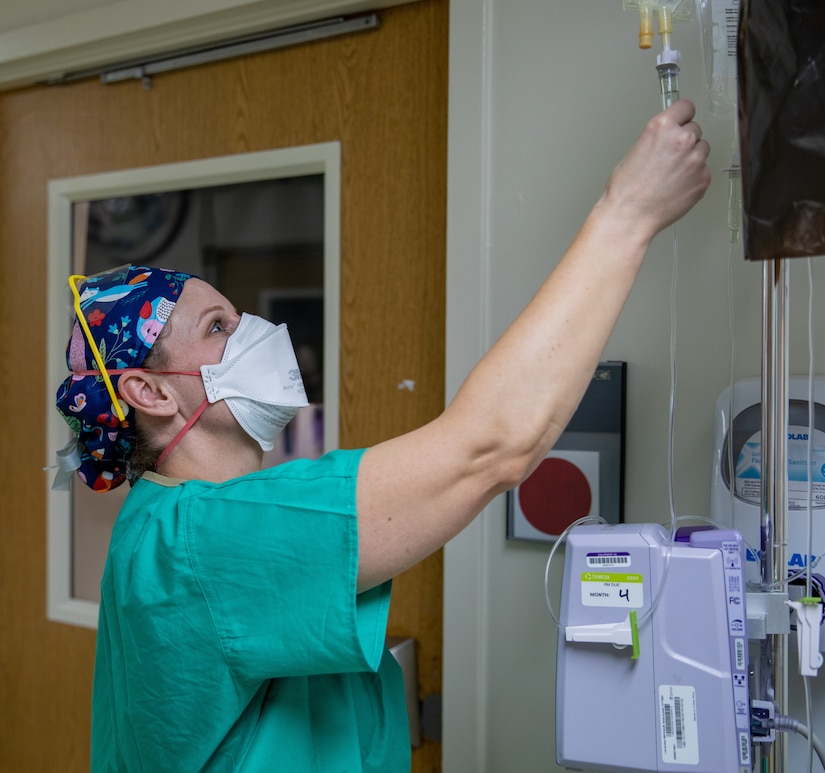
left=556, top=522, right=751, bottom=773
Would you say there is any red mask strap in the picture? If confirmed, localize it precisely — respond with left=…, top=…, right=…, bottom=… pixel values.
left=154, top=398, right=210, bottom=472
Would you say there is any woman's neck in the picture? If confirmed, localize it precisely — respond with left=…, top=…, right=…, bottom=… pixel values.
left=154, top=417, right=264, bottom=483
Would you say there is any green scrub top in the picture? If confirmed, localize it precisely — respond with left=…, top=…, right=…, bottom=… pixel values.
left=91, top=449, right=410, bottom=772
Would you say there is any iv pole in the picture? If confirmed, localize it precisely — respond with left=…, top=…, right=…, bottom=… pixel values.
left=629, top=5, right=803, bottom=770
left=761, top=258, right=790, bottom=773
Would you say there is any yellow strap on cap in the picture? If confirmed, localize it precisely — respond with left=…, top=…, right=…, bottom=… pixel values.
left=68, top=274, right=127, bottom=422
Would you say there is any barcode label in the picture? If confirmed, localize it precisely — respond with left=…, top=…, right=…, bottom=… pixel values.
left=735, top=638, right=746, bottom=671
left=588, top=556, right=629, bottom=565
left=586, top=552, right=631, bottom=568
left=663, top=704, right=674, bottom=737
left=659, top=685, right=698, bottom=765
left=739, top=732, right=751, bottom=766
left=674, top=696, right=685, bottom=748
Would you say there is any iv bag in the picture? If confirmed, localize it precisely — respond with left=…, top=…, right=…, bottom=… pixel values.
left=695, top=0, right=739, bottom=119
left=737, top=0, right=825, bottom=262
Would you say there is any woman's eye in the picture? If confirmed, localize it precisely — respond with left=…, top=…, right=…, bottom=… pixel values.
left=210, top=319, right=225, bottom=333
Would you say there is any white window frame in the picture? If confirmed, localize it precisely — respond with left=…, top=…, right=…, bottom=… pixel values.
left=46, top=142, right=341, bottom=628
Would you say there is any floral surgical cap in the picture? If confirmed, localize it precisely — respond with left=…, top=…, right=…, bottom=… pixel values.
left=55, top=265, right=193, bottom=492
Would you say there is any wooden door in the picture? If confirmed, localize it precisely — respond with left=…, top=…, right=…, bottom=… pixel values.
left=0, top=1, right=447, bottom=770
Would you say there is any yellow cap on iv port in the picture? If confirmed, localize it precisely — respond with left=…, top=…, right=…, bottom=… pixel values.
left=639, top=5, right=653, bottom=48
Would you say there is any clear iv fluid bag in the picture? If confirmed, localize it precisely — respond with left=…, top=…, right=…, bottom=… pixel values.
left=695, top=0, right=740, bottom=118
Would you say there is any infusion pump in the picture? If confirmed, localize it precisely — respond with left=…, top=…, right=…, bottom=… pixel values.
left=556, top=522, right=751, bottom=773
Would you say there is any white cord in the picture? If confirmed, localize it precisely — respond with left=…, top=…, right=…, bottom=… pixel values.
left=773, top=712, right=825, bottom=772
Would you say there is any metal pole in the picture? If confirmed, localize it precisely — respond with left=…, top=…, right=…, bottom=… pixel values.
left=760, top=258, right=790, bottom=772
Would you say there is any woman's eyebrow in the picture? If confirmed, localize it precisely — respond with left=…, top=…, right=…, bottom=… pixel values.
left=197, top=305, right=229, bottom=325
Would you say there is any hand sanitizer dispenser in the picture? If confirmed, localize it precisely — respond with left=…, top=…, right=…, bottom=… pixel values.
left=709, top=376, right=825, bottom=585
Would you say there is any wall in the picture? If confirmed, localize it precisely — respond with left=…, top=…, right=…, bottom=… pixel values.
left=444, top=0, right=825, bottom=771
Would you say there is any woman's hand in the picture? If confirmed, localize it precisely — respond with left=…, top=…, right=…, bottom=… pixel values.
left=598, top=99, right=711, bottom=242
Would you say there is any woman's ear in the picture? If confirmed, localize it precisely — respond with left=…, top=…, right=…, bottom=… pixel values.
left=118, top=371, right=178, bottom=417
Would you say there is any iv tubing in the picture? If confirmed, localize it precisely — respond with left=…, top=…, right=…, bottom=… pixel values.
left=727, top=236, right=737, bottom=526
left=545, top=227, right=681, bottom=631
left=667, top=224, right=678, bottom=524
left=544, top=515, right=607, bottom=627
left=728, top=169, right=742, bottom=242
left=546, top=221, right=685, bottom=631
left=649, top=223, right=681, bottom=622
left=805, top=675, right=815, bottom=773
left=544, top=223, right=679, bottom=628
left=544, top=224, right=679, bottom=628
left=754, top=554, right=824, bottom=591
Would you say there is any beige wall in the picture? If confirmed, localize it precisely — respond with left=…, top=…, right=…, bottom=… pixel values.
left=444, top=0, right=825, bottom=771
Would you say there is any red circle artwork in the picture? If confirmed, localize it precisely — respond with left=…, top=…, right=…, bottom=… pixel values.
left=518, top=457, right=593, bottom=535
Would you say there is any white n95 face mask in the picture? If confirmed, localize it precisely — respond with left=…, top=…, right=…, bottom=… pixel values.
left=200, top=313, right=310, bottom=451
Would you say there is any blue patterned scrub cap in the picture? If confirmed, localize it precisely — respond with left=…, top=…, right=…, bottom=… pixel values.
left=55, top=265, right=193, bottom=492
